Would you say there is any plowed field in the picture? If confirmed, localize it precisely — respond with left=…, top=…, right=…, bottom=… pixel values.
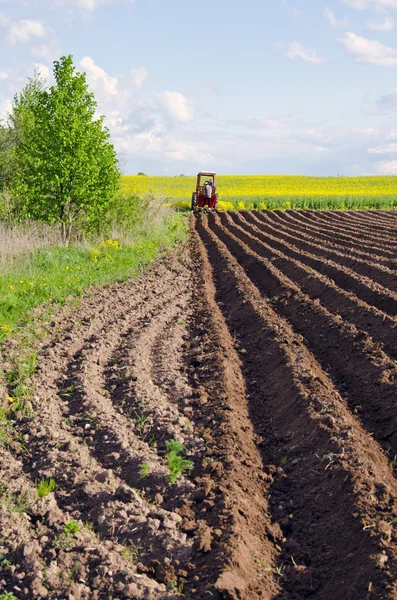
left=2, top=210, right=397, bottom=600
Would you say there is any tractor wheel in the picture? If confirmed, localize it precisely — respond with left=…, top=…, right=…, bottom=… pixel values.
left=214, top=194, right=219, bottom=211
left=191, top=192, right=198, bottom=212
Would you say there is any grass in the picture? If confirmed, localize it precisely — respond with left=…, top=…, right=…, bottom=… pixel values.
left=0, top=408, right=15, bottom=449
left=36, top=477, right=58, bottom=498
left=165, top=439, right=193, bottom=485
left=2, top=490, right=32, bottom=513
left=121, top=544, right=140, bottom=564
left=63, top=520, right=81, bottom=535
left=139, top=463, right=151, bottom=479
left=54, top=521, right=82, bottom=551
left=0, top=210, right=187, bottom=342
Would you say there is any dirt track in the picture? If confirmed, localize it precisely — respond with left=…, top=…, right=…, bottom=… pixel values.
left=2, top=210, right=397, bottom=599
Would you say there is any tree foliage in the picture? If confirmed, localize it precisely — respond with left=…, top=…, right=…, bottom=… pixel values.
left=0, top=121, right=16, bottom=190
left=12, top=55, right=119, bottom=243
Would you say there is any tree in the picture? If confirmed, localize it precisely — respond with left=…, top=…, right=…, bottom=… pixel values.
left=12, top=55, right=119, bottom=244
left=0, top=122, right=15, bottom=189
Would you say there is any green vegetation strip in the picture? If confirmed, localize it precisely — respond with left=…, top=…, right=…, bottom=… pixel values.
left=0, top=213, right=187, bottom=341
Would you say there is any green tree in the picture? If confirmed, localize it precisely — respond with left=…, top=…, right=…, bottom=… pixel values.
left=12, top=55, right=119, bottom=244
left=0, top=123, right=15, bottom=190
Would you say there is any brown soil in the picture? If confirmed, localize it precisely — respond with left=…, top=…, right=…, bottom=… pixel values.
left=2, top=210, right=397, bottom=599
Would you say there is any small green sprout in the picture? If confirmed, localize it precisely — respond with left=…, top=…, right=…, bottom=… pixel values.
left=165, top=439, right=193, bottom=485
left=36, top=477, right=58, bottom=498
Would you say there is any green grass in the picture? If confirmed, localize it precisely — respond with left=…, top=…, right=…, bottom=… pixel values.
left=0, top=212, right=187, bottom=342
left=63, top=520, right=81, bottom=535
left=165, top=439, right=193, bottom=485
left=36, top=477, right=58, bottom=497
left=139, top=463, right=151, bottom=479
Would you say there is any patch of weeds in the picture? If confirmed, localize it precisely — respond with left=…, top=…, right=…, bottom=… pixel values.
left=133, top=412, right=148, bottom=434
left=264, top=564, right=285, bottom=579
left=0, top=552, right=13, bottom=568
left=167, top=578, right=186, bottom=595
left=36, top=477, right=58, bottom=498
left=54, top=521, right=81, bottom=551
left=3, top=490, right=32, bottom=513
left=138, top=463, right=150, bottom=480
left=5, top=370, right=18, bottom=385
left=83, top=521, right=95, bottom=533
left=0, top=409, right=14, bottom=450
left=121, top=544, right=140, bottom=565
left=252, top=556, right=285, bottom=578
left=165, top=439, right=193, bottom=485
left=5, top=351, right=37, bottom=416
left=280, top=456, right=291, bottom=466
left=60, top=385, right=74, bottom=399
left=0, top=593, right=19, bottom=600
left=63, top=520, right=81, bottom=535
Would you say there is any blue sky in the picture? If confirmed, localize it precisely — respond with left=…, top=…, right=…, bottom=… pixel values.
left=0, top=0, right=397, bottom=175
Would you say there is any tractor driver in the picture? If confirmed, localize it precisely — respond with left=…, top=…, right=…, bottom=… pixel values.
left=204, top=180, right=213, bottom=206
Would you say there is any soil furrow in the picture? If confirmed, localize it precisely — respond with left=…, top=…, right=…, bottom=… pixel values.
left=341, top=211, right=397, bottom=232
left=219, top=211, right=397, bottom=362
left=312, top=211, right=397, bottom=243
left=251, top=211, right=397, bottom=292
left=195, top=212, right=397, bottom=600
left=208, top=212, right=397, bottom=466
left=239, top=210, right=397, bottom=317
left=278, top=211, right=397, bottom=262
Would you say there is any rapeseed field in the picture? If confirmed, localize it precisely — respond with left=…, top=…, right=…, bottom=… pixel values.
left=121, top=175, right=397, bottom=210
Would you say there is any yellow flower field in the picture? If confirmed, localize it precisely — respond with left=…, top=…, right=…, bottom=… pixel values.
left=120, top=175, right=397, bottom=210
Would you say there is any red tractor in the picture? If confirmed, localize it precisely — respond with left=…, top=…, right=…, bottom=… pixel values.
left=191, top=172, right=218, bottom=212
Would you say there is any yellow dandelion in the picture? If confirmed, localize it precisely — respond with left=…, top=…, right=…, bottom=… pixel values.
left=29, top=282, right=34, bottom=287
left=65, top=266, right=70, bottom=270
left=8, top=396, right=13, bottom=403
left=19, top=280, right=24, bottom=284
left=9, top=285, right=14, bottom=290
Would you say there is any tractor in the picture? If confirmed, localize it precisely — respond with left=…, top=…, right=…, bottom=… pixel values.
left=191, top=172, right=218, bottom=212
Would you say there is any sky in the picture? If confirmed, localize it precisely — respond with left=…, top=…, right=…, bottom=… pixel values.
left=0, top=0, right=397, bottom=176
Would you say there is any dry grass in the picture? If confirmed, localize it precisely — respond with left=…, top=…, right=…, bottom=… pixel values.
left=0, top=223, right=62, bottom=267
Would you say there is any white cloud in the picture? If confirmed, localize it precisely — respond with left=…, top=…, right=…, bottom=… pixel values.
left=285, top=42, right=325, bottom=64
left=324, top=8, right=349, bottom=27
left=155, top=91, right=194, bottom=124
left=0, top=99, right=12, bottom=121
left=131, top=67, right=148, bottom=89
left=7, top=19, right=46, bottom=43
left=377, top=160, right=397, bottom=174
left=0, top=12, right=49, bottom=46
left=368, top=143, right=397, bottom=153
left=80, top=56, right=118, bottom=96
left=367, top=16, right=395, bottom=30
left=34, top=62, right=49, bottom=78
left=339, top=32, right=397, bottom=66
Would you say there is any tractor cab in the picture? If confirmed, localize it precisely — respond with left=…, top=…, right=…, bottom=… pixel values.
left=191, top=172, right=218, bottom=212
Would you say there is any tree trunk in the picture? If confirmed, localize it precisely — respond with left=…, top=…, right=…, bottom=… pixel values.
left=60, top=195, right=73, bottom=246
